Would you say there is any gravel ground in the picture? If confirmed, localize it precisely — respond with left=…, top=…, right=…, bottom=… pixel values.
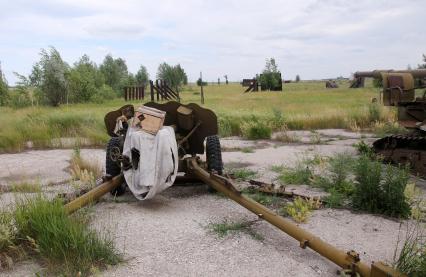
left=0, top=129, right=421, bottom=277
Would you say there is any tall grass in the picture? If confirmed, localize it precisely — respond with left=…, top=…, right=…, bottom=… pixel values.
left=0, top=81, right=396, bottom=152
left=8, top=196, right=121, bottom=275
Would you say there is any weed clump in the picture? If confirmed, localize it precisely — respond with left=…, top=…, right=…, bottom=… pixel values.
left=228, top=168, right=257, bottom=181
left=208, top=220, right=263, bottom=240
left=279, top=163, right=313, bottom=185
left=240, top=119, right=272, bottom=140
left=352, top=156, right=411, bottom=218
left=8, top=196, right=121, bottom=276
left=281, top=197, right=319, bottom=223
left=393, top=222, right=426, bottom=277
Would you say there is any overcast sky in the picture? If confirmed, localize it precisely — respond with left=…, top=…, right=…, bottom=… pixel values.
left=0, top=0, right=425, bottom=84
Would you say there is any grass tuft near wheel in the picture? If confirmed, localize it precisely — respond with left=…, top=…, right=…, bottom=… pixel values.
left=106, top=137, right=127, bottom=196
left=206, top=135, right=223, bottom=192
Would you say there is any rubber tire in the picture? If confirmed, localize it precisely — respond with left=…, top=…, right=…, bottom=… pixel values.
left=206, top=135, right=223, bottom=192
left=106, top=137, right=127, bottom=196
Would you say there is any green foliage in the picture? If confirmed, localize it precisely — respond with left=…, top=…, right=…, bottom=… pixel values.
left=279, top=162, right=313, bottom=185
left=373, top=121, right=407, bottom=137
left=91, top=84, right=116, bottom=104
left=8, top=90, right=32, bottom=108
left=259, top=58, right=281, bottom=90
left=282, top=197, right=312, bottom=223
left=229, top=168, right=257, bottom=181
left=352, top=156, right=411, bottom=218
left=99, top=54, right=128, bottom=93
left=368, top=103, right=382, bottom=122
left=30, top=47, right=69, bottom=106
left=13, top=196, right=121, bottom=276
left=353, top=140, right=374, bottom=158
left=393, top=222, right=426, bottom=277
left=323, top=188, right=345, bottom=208
left=373, top=78, right=383, bottom=88
left=208, top=220, right=262, bottom=240
left=0, top=211, right=14, bottom=251
left=240, top=116, right=272, bottom=139
left=10, top=182, right=42, bottom=193
left=240, top=147, right=254, bottom=153
left=135, top=65, right=149, bottom=87
left=156, top=62, right=188, bottom=92
left=0, top=64, right=8, bottom=106
left=68, top=55, right=104, bottom=103
left=243, top=190, right=280, bottom=206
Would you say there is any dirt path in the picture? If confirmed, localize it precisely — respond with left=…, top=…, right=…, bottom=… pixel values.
left=0, top=130, right=417, bottom=276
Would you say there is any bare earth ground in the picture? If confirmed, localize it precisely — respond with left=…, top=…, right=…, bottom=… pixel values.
left=0, top=129, right=422, bottom=277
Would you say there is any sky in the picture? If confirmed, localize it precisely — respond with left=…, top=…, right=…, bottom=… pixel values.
left=0, top=0, right=425, bottom=84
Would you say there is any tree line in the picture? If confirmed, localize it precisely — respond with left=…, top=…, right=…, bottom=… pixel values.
left=0, top=47, right=188, bottom=107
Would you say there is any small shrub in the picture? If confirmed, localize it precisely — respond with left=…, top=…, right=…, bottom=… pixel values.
left=282, top=197, right=312, bottom=223
left=393, top=222, right=426, bottom=277
left=368, top=103, right=382, bottom=122
left=309, top=131, right=321, bottom=144
left=352, top=156, right=411, bottom=218
left=240, top=147, right=254, bottom=153
left=90, top=84, right=116, bottom=104
left=241, top=120, right=272, bottom=140
left=13, top=196, right=121, bottom=276
left=10, top=182, right=42, bottom=193
left=323, top=188, right=345, bottom=208
left=353, top=140, right=374, bottom=158
left=208, top=220, right=262, bottom=240
left=0, top=211, right=14, bottom=251
left=218, top=116, right=241, bottom=137
left=405, top=183, right=426, bottom=221
left=270, top=164, right=285, bottom=173
left=270, top=108, right=286, bottom=130
left=70, top=146, right=102, bottom=187
left=273, top=130, right=300, bottom=143
left=373, top=121, right=407, bottom=137
left=229, top=168, right=257, bottom=181
left=245, top=191, right=280, bottom=206
left=352, top=155, right=383, bottom=213
left=381, top=164, right=411, bottom=218
left=279, top=163, right=312, bottom=185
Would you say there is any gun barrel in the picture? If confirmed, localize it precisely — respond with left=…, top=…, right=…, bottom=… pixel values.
left=64, top=174, right=124, bottom=214
left=354, top=69, right=426, bottom=79
left=187, top=157, right=404, bottom=277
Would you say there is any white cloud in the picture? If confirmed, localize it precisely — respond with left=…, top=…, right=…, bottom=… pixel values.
left=0, top=0, right=425, bottom=83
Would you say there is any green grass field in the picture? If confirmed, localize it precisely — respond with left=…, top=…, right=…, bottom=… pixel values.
left=0, top=80, right=395, bottom=152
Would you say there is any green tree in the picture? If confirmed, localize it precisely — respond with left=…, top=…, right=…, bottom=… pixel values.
left=99, top=54, right=128, bottom=93
left=418, top=54, right=426, bottom=69
left=295, top=75, right=300, bottom=82
left=156, top=62, right=188, bottom=92
left=259, top=58, right=281, bottom=91
left=30, top=47, right=69, bottom=106
left=0, top=62, right=9, bottom=106
left=196, top=78, right=208, bottom=86
left=68, top=55, right=103, bottom=103
left=135, top=65, right=149, bottom=87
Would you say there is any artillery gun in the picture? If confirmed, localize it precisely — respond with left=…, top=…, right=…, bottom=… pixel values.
left=351, top=69, right=426, bottom=176
left=64, top=101, right=404, bottom=277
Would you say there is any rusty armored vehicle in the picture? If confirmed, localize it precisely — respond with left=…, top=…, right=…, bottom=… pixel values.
left=63, top=101, right=405, bottom=277
left=352, top=69, right=426, bottom=176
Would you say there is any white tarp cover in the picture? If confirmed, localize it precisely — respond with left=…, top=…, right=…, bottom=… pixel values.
left=123, top=124, right=178, bottom=200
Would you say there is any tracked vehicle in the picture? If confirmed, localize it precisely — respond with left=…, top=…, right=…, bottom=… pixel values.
left=353, top=69, right=426, bottom=176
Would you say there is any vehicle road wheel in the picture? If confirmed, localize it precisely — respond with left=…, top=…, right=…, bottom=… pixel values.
left=106, top=137, right=127, bottom=196
left=206, top=135, right=223, bottom=192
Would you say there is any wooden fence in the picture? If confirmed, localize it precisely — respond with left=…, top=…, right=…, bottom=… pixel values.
left=124, top=80, right=180, bottom=102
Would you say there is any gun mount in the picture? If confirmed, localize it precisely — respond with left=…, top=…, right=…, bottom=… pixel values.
left=63, top=102, right=405, bottom=277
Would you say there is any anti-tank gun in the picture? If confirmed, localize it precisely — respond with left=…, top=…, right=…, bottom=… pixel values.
left=64, top=101, right=405, bottom=277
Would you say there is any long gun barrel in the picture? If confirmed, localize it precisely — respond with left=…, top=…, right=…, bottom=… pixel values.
left=63, top=157, right=405, bottom=277
left=354, top=69, right=426, bottom=79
